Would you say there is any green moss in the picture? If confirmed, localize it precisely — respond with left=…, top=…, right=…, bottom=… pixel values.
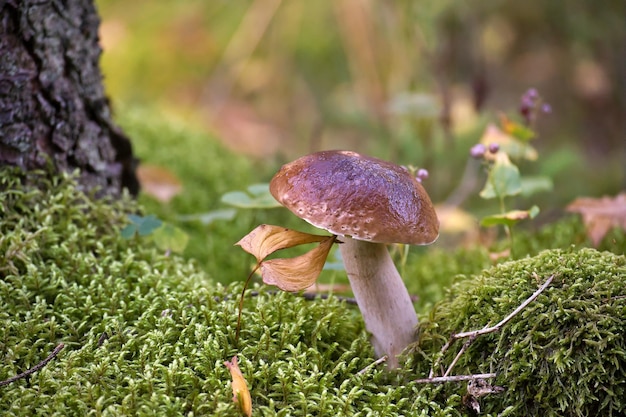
left=0, top=169, right=462, bottom=416
left=2, top=169, right=624, bottom=416
left=411, top=248, right=626, bottom=417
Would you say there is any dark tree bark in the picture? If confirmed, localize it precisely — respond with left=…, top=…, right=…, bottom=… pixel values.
left=0, top=0, right=138, bottom=197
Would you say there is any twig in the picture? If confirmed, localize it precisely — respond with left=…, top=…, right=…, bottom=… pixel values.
left=429, top=274, right=554, bottom=378
left=356, top=355, right=388, bottom=376
left=221, top=289, right=414, bottom=306
left=0, top=343, right=65, bottom=387
left=452, top=274, right=554, bottom=340
left=414, top=373, right=497, bottom=384
left=443, top=336, right=476, bottom=377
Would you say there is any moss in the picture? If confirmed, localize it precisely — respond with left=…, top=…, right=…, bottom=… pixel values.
left=2, top=168, right=624, bottom=416
left=0, top=169, right=462, bottom=416
left=411, top=248, right=626, bottom=417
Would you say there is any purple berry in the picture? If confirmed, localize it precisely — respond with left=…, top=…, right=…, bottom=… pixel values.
left=488, top=143, right=500, bottom=154
left=525, top=88, right=538, bottom=99
left=416, top=168, right=429, bottom=182
left=470, top=143, right=487, bottom=159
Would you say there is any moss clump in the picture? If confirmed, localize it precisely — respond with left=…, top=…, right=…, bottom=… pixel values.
left=412, top=248, right=626, bottom=416
left=2, top=168, right=625, bottom=416
left=0, top=169, right=464, bottom=416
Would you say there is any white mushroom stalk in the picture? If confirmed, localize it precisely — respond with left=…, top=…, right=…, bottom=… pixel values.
left=339, top=237, right=418, bottom=369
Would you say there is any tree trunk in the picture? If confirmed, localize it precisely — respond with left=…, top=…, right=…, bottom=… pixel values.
left=0, top=0, right=138, bottom=197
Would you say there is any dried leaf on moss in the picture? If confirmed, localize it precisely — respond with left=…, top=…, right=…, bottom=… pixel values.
left=224, top=356, right=252, bottom=417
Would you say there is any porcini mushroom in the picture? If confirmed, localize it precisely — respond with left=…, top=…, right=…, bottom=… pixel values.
left=269, top=150, right=439, bottom=368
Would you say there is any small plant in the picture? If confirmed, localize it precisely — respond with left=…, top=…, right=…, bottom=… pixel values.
left=471, top=88, right=553, bottom=252
left=121, top=213, right=189, bottom=254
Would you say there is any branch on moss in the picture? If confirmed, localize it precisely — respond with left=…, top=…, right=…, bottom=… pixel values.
left=0, top=343, right=65, bottom=387
left=356, top=355, right=388, bottom=376
left=429, top=274, right=554, bottom=378
left=414, top=373, right=497, bottom=384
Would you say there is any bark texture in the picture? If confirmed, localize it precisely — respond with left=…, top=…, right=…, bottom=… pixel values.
left=0, top=0, right=138, bottom=197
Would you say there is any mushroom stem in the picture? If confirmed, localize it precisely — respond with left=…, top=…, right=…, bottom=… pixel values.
left=339, top=237, right=418, bottom=369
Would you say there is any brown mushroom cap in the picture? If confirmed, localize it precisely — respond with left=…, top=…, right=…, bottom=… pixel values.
left=269, top=150, right=439, bottom=245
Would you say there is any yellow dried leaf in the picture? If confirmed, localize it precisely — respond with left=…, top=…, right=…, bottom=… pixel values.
left=236, top=224, right=329, bottom=262
left=224, top=356, right=252, bottom=417
left=261, top=236, right=336, bottom=292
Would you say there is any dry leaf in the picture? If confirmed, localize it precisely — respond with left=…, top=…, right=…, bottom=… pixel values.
left=236, top=224, right=330, bottom=262
left=260, top=236, right=336, bottom=291
left=224, top=356, right=252, bottom=417
left=566, top=193, right=626, bottom=247
left=463, top=378, right=505, bottom=414
left=136, top=164, right=182, bottom=203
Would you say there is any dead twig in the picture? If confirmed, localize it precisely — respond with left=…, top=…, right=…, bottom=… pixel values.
left=414, top=373, right=497, bottom=384
left=0, top=343, right=65, bottom=387
left=429, top=274, right=554, bottom=378
left=356, top=355, right=388, bottom=376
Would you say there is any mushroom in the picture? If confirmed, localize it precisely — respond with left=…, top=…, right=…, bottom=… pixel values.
left=269, top=150, right=439, bottom=368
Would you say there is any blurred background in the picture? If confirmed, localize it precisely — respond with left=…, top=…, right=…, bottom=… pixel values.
left=94, top=0, right=625, bottom=297
left=96, top=0, right=624, bottom=205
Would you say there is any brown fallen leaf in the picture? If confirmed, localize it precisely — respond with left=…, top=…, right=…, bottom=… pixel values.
left=260, top=236, right=336, bottom=291
left=224, top=356, right=252, bottom=417
left=136, top=164, right=182, bottom=203
left=235, top=225, right=337, bottom=341
left=236, top=224, right=329, bottom=262
left=566, top=193, right=626, bottom=247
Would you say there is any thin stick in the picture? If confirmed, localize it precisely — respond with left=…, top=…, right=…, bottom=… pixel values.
left=414, top=373, right=497, bottom=384
left=0, top=343, right=65, bottom=387
left=236, top=264, right=261, bottom=342
left=452, top=274, right=554, bottom=340
left=443, top=336, right=476, bottom=377
left=429, top=274, right=554, bottom=378
left=356, top=355, right=388, bottom=376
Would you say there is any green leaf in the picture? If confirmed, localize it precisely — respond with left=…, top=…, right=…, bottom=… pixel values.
left=152, top=223, right=189, bottom=253
left=121, top=214, right=163, bottom=238
left=176, top=209, right=237, bottom=225
left=120, top=224, right=137, bottom=239
left=479, top=153, right=522, bottom=199
left=520, top=176, right=554, bottom=197
left=221, top=184, right=281, bottom=209
left=481, top=206, right=540, bottom=227
left=507, top=121, right=535, bottom=142
left=136, top=215, right=163, bottom=236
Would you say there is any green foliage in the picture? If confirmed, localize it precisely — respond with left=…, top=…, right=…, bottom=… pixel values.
left=411, top=248, right=626, bottom=417
left=114, top=106, right=293, bottom=283
left=221, top=184, right=282, bottom=209
left=121, top=214, right=163, bottom=238
left=479, top=152, right=522, bottom=200
left=151, top=222, right=190, bottom=254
